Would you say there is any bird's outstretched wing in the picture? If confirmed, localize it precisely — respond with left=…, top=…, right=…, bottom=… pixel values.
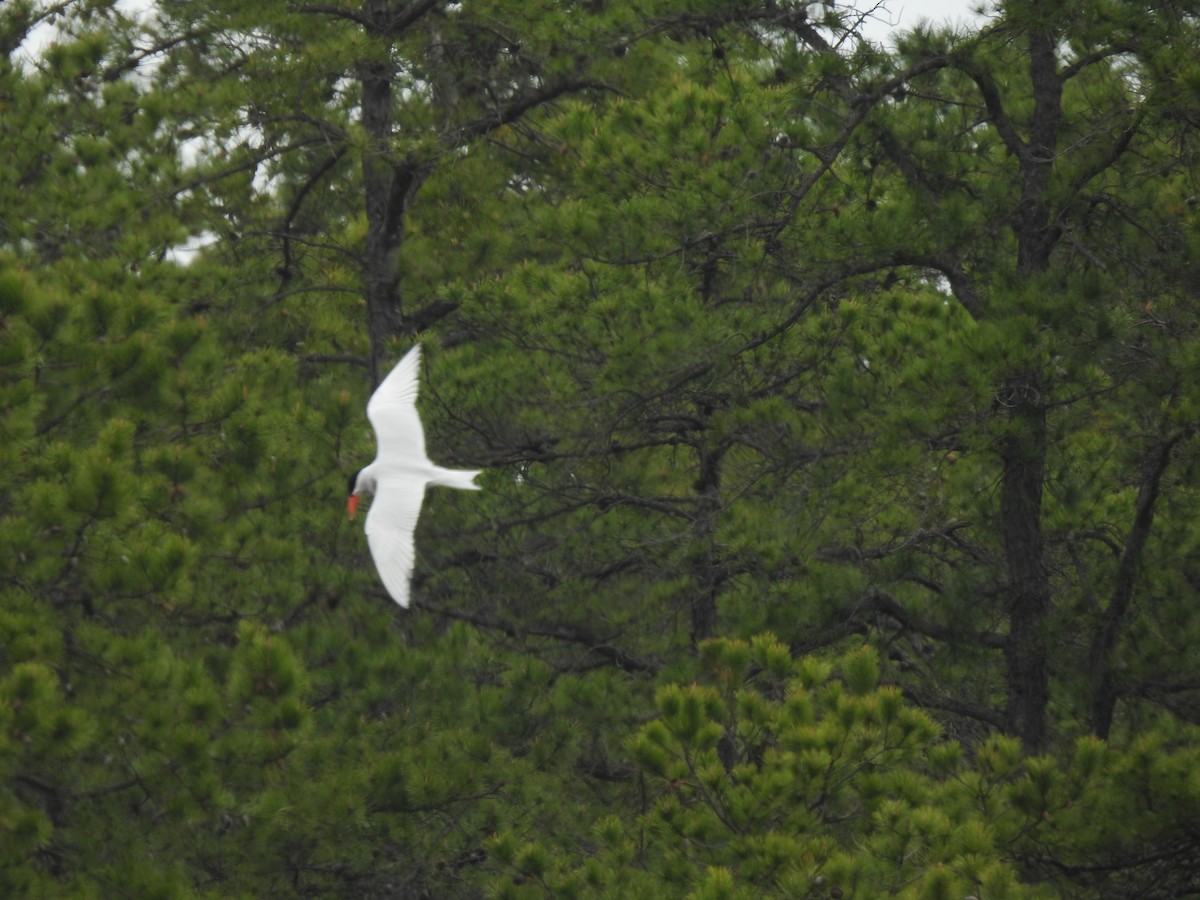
left=368, top=344, right=427, bottom=463
left=364, top=474, right=427, bottom=608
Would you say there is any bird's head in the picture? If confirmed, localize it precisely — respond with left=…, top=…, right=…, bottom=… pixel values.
left=347, top=469, right=364, bottom=520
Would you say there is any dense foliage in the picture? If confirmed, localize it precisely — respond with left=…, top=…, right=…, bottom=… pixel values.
left=3, top=0, right=1200, bottom=896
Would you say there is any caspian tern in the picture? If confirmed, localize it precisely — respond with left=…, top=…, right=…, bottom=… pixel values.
left=348, top=344, right=481, bottom=607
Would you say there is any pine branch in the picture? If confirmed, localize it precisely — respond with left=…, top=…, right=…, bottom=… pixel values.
left=890, top=253, right=986, bottom=320
left=792, top=589, right=1007, bottom=655
left=445, top=78, right=615, bottom=149
left=288, top=4, right=375, bottom=29
left=279, top=145, right=349, bottom=283
left=899, top=685, right=1007, bottom=730
left=411, top=599, right=661, bottom=673
left=956, top=56, right=1028, bottom=159
left=1089, top=427, right=1196, bottom=736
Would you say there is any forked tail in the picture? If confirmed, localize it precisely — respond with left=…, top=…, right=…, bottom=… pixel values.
left=431, top=466, right=483, bottom=491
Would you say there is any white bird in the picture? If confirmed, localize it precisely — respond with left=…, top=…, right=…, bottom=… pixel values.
left=347, top=344, right=481, bottom=607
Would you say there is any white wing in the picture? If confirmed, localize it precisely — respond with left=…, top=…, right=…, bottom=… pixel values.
left=367, top=344, right=428, bottom=464
left=364, top=474, right=427, bottom=608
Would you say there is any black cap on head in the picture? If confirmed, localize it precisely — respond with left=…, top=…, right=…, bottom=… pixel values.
left=347, top=469, right=361, bottom=497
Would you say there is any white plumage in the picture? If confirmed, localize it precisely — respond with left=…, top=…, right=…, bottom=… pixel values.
left=348, top=344, right=481, bottom=607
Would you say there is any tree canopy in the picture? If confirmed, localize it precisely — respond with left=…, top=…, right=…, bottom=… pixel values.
left=3, top=0, right=1200, bottom=896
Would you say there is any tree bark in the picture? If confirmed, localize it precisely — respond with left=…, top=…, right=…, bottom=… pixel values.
left=997, top=27, right=1062, bottom=753
left=998, top=377, right=1051, bottom=752
left=359, top=47, right=417, bottom=386
left=1015, top=29, right=1062, bottom=276
left=356, top=0, right=442, bottom=385
left=690, top=435, right=724, bottom=645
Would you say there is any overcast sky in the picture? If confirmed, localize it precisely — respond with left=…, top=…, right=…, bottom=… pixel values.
left=18, top=1, right=989, bottom=70
left=862, top=0, right=988, bottom=42
left=20, top=1, right=989, bottom=53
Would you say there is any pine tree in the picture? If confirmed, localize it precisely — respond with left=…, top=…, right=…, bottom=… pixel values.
left=804, top=0, right=1200, bottom=751
left=5, top=1, right=1200, bottom=896
left=433, top=0, right=1200, bottom=754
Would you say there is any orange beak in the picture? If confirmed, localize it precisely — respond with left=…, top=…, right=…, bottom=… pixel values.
left=347, top=493, right=360, bottom=520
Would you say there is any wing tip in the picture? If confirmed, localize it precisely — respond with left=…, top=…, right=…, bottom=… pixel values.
left=378, top=563, right=413, bottom=609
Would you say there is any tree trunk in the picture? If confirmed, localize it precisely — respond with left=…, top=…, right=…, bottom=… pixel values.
left=690, top=435, right=724, bottom=645
left=997, top=27, right=1062, bottom=753
left=358, top=1, right=426, bottom=385
left=999, top=378, right=1051, bottom=752
left=1015, top=29, right=1062, bottom=277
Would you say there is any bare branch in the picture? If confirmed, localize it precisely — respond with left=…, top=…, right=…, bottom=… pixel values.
left=816, top=521, right=973, bottom=564
left=445, top=78, right=615, bottom=149
left=955, top=57, right=1027, bottom=159
left=1089, top=427, right=1197, bottom=736
left=900, top=685, right=1007, bottom=730
left=300, top=353, right=369, bottom=368
left=1061, top=44, right=1136, bottom=82
left=890, top=253, right=986, bottom=320
left=167, top=135, right=333, bottom=200
left=294, top=0, right=445, bottom=37
left=390, top=0, right=444, bottom=35
left=1060, top=111, right=1143, bottom=209
left=792, top=589, right=1007, bottom=655
left=280, top=146, right=349, bottom=282
left=288, top=4, right=374, bottom=29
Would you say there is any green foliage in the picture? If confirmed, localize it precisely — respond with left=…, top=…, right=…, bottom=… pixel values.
left=493, top=638, right=1200, bottom=899
left=492, top=637, right=1033, bottom=898
left=4, top=0, right=1200, bottom=897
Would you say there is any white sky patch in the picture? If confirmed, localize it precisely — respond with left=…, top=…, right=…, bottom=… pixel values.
left=863, top=0, right=990, bottom=42
left=16, top=0, right=153, bottom=68
left=17, top=0, right=990, bottom=63
left=165, top=230, right=219, bottom=266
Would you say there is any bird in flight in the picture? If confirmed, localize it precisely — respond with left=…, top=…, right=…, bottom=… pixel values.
left=348, top=344, right=481, bottom=607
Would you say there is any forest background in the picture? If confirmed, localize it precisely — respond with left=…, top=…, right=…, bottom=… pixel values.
left=3, top=0, right=1200, bottom=897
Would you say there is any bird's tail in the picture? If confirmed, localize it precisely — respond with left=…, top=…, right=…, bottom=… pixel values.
left=431, top=466, right=483, bottom=491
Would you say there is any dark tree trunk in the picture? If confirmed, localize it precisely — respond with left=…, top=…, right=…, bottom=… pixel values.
left=359, top=54, right=416, bottom=386
left=998, top=378, right=1051, bottom=752
left=358, top=1, right=430, bottom=385
left=349, top=1, right=597, bottom=384
left=997, top=27, right=1062, bottom=753
left=690, top=434, right=725, bottom=646
left=1015, top=30, right=1062, bottom=276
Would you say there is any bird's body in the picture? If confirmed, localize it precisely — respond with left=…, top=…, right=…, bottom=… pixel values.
left=348, top=344, right=481, bottom=607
